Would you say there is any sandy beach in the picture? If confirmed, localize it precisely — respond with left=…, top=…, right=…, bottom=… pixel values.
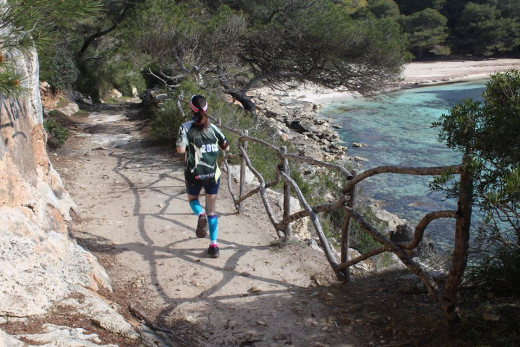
left=284, top=58, right=520, bottom=104
left=402, top=58, right=520, bottom=85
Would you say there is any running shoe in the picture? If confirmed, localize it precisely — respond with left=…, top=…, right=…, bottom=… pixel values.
left=196, top=214, right=208, bottom=238
left=207, top=244, right=220, bottom=258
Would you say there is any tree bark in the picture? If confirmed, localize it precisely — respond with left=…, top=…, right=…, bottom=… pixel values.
left=443, top=155, right=473, bottom=326
left=341, top=171, right=356, bottom=282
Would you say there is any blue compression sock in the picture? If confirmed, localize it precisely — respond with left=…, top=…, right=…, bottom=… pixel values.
left=208, top=215, right=218, bottom=244
left=189, top=200, right=204, bottom=216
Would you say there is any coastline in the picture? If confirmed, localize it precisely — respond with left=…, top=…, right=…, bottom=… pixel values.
left=282, top=58, right=520, bottom=104
left=251, top=58, right=520, bottom=254
left=251, top=58, right=520, bottom=161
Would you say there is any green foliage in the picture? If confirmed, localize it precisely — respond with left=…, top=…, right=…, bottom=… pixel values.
left=456, top=2, right=520, bottom=56
left=75, top=71, right=103, bottom=102
left=400, top=8, right=449, bottom=59
left=241, top=2, right=408, bottom=95
left=211, top=102, right=284, bottom=184
left=149, top=99, right=183, bottom=143
left=0, top=0, right=102, bottom=94
left=434, top=70, right=520, bottom=297
left=39, top=45, right=79, bottom=90
left=148, top=79, right=237, bottom=144
left=290, top=170, right=311, bottom=197
left=366, top=0, right=400, bottom=18
left=430, top=44, right=451, bottom=56
left=455, top=299, right=520, bottom=346
left=349, top=204, right=388, bottom=253
left=0, top=58, right=25, bottom=96
left=44, top=117, right=69, bottom=149
left=435, top=71, right=520, bottom=225
left=100, top=59, right=146, bottom=98
left=394, top=0, right=446, bottom=15
left=1, top=0, right=102, bottom=52
left=467, top=243, right=520, bottom=296
left=118, top=0, right=247, bottom=87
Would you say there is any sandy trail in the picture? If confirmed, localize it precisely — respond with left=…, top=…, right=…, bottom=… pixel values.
left=52, top=101, right=366, bottom=346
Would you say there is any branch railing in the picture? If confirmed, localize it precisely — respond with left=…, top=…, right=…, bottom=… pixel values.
left=214, top=116, right=472, bottom=325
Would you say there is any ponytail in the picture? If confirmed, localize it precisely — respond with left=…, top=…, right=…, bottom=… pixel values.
left=190, top=95, right=210, bottom=129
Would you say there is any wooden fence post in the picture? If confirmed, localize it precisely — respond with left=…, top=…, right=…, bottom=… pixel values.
left=444, top=155, right=473, bottom=326
left=238, top=130, right=248, bottom=214
left=281, top=146, right=292, bottom=240
left=341, top=170, right=357, bottom=282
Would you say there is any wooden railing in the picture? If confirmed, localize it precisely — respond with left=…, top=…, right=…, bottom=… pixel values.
left=215, top=118, right=473, bottom=324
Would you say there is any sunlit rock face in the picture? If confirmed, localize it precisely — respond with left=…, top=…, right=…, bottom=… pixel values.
left=0, top=11, right=111, bottom=318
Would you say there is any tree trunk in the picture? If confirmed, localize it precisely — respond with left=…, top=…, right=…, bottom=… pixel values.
left=229, top=91, right=257, bottom=116
left=443, top=155, right=473, bottom=326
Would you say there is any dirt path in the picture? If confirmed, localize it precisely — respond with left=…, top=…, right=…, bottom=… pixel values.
left=51, top=100, right=382, bottom=346
left=50, top=99, right=455, bottom=347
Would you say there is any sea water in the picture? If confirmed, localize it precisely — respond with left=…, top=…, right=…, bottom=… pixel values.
left=321, top=80, right=487, bottom=245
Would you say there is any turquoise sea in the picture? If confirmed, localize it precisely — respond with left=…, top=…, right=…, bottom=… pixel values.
left=321, top=80, right=487, bottom=244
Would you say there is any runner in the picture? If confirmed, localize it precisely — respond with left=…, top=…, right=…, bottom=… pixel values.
left=176, top=95, right=229, bottom=258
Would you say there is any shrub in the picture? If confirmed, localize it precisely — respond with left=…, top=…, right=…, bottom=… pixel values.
left=104, top=64, right=146, bottom=97
left=44, top=118, right=69, bottom=148
left=466, top=243, right=520, bottom=296
left=39, top=45, right=79, bottom=90
left=149, top=98, right=184, bottom=143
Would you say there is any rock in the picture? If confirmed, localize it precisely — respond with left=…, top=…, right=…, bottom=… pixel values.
left=352, top=142, right=367, bottom=148
left=251, top=86, right=347, bottom=162
left=56, top=99, right=80, bottom=116
left=305, top=238, right=323, bottom=252
left=390, top=223, right=414, bottom=243
left=61, top=288, right=139, bottom=339
left=311, top=274, right=329, bottom=286
left=0, top=23, right=137, bottom=344
left=288, top=119, right=309, bottom=133
left=248, top=287, right=263, bottom=294
left=415, top=232, right=438, bottom=259
left=369, top=204, right=407, bottom=235
left=155, top=93, right=169, bottom=100
left=39, top=81, right=50, bottom=93
left=277, top=131, right=289, bottom=142
left=0, top=329, right=24, bottom=347
left=72, top=90, right=93, bottom=105
left=131, top=86, right=139, bottom=97
left=343, top=248, right=374, bottom=274
left=107, top=88, right=122, bottom=99
left=15, top=324, right=119, bottom=347
left=266, top=188, right=311, bottom=240
left=0, top=208, right=112, bottom=316
left=225, top=165, right=258, bottom=185
left=139, top=88, right=162, bottom=106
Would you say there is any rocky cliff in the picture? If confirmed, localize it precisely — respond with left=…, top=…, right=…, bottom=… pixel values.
left=0, top=20, right=138, bottom=345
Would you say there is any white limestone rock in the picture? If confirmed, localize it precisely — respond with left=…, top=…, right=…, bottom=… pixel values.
left=225, top=165, right=258, bottom=185
left=17, top=324, right=118, bottom=347
left=0, top=207, right=112, bottom=317
left=0, top=329, right=24, bottom=347
left=59, top=288, right=140, bottom=340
